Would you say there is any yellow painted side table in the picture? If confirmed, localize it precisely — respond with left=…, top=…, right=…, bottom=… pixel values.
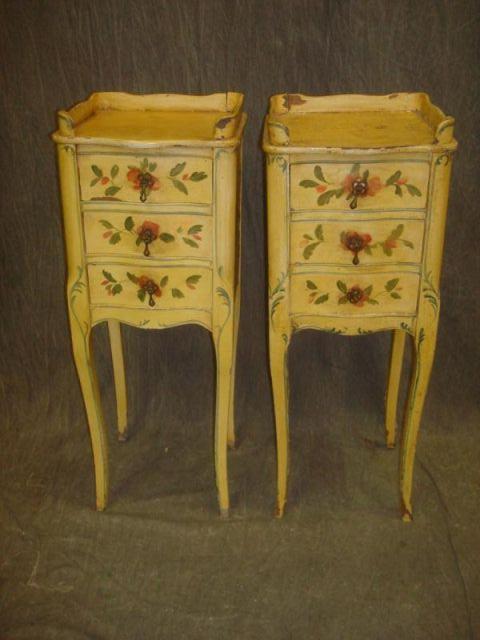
left=53, top=92, right=246, bottom=515
left=264, top=93, right=457, bottom=520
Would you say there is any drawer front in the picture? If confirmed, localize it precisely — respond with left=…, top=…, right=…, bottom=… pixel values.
left=290, top=160, right=429, bottom=211
left=290, top=219, right=424, bottom=266
left=88, top=264, right=212, bottom=311
left=84, top=211, right=212, bottom=260
left=290, top=271, right=420, bottom=317
left=78, top=154, right=212, bottom=205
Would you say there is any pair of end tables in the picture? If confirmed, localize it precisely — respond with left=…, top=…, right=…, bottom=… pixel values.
left=52, top=91, right=457, bottom=521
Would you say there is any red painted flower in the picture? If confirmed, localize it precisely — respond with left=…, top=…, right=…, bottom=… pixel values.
left=340, top=231, right=372, bottom=265
left=137, top=220, right=159, bottom=240
left=346, top=285, right=369, bottom=307
left=343, top=173, right=382, bottom=198
left=127, top=168, right=160, bottom=191
left=138, top=276, right=162, bottom=297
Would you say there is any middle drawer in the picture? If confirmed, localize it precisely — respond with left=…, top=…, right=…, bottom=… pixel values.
left=290, top=218, right=424, bottom=267
left=84, top=210, right=212, bottom=261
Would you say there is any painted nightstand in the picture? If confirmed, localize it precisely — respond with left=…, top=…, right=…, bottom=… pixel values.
left=263, top=93, right=457, bottom=520
left=53, top=92, right=246, bottom=515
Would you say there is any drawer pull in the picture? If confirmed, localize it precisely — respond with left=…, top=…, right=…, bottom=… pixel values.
left=349, top=178, right=368, bottom=210
left=138, top=172, right=156, bottom=203
left=141, top=279, right=160, bottom=307
left=139, top=227, right=157, bottom=256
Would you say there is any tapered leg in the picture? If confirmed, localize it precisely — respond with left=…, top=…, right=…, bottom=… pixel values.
left=213, top=305, right=236, bottom=518
left=68, top=296, right=109, bottom=511
left=269, top=331, right=290, bottom=518
left=227, top=297, right=240, bottom=449
left=400, top=324, right=438, bottom=521
left=108, top=320, right=128, bottom=441
left=385, top=329, right=406, bottom=448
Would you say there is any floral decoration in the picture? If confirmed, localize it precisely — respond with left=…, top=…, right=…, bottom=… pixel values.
left=299, top=224, right=324, bottom=260
left=306, top=280, right=329, bottom=304
left=99, top=217, right=203, bottom=256
left=299, top=163, right=422, bottom=209
left=340, top=224, right=414, bottom=265
left=100, top=270, right=202, bottom=307
left=90, top=164, right=122, bottom=198
left=337, top=278, right=402, bottom=306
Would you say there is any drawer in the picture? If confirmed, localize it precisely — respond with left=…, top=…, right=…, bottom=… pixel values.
left=290, top=219, right=424, bottom=266
left=88, top=264, right=212, bottom=311
left=78, top=154, right=212, bottom=205
left=84, top=210, right=212, bottom=260
left=290, top=160, right=429, bottom=211
left=290, top=271, right=420, bottom=317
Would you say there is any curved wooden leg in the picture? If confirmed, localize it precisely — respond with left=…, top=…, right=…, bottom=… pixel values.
left=385, top=329, right=406, bottom=448
left=213, top=304, right=236, bottom=518
left=269, top=331, right=290, bottom=518
left=69, top=304, right=109, bottom=511
left=400, top=325, right=438, bottom=521
left=108, top=320, right=128, bottom=442
left=227, top=295, right=240, bottom=449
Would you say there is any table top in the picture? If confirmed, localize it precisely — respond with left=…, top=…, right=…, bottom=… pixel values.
left=264, top=93, right=456, bottom=151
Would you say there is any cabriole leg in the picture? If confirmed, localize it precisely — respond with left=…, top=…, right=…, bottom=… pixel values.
left=269, top=331, right=290, bottom=518
left=399, top=323, right=438, bottom=521
left=108, top=320, right=128, bottom=441
left=385, top=329, right=406, bottom=448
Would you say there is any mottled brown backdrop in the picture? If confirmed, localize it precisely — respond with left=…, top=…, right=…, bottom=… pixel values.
left=0, top=1, right=479, bottom=639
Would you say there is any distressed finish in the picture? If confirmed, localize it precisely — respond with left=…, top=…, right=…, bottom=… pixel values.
left=53, top=92, right=246, bottom=515
left=264, top=93, right=457, bottom=520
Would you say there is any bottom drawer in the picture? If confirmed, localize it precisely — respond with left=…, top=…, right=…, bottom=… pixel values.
left=88, top=263, right=212, bottom=311
left=290, top=271, right=419, bottom=317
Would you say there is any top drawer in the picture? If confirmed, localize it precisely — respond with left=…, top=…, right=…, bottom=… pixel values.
left=290, top=159, right=430, bottom=212
left=78, top=153, right=212, bottom=205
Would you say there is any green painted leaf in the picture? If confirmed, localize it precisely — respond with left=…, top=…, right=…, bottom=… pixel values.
left=317, top=189, right=336, bottom=206
left=90, top=178, right=100, bottom=187
left=160, top=275, right=169, bottom=287
left=170, top=162, right=186, bottom=177
left=338, top=296, right=348, bottom=304
left=102, top=270, right=116, bottom=283
left=159, top=232, right=175, bottom=243
left=315, top=293, right=329, bottom=304
left=149, top=162, right=157, bottom=172
left=384, top=246, right=393, bottom=256
left=362, top=169, right=369, bottom=181
left=303, top=234, right=314, bottom=240
left=137, top=289, right=146, bottom=302
left=124, top=216, right=134, bottom=231
left=390, top=292, right=401, bottom=299
left=109, top=232, right=121, bottom=244
left=314, top=224, right=323, bottom=241
left=402, top=239, right=414, bottom=248
left=105, top=185, right=121, bottom=197
left=186, top=275, right=202, bottom=286
left=183, top=237, right=199, bottom=248
left=140, top=158, right=149, bottom=171
left=394, top=184, right=403, bottom=197
left=367, top=298, right=379, bottom=305
left=306, top=280, right=317, bottom=290
left=299, top=179, right=318, bottom=188
left=363, top=285, right=373, bottom=296
left=91, top=164, right=102, bottom=177
left=172, top=179, right=188, bottom=195
left=406, top=184, right=421, bottom=197
left=337, top=280, right=348, bottom=294
left=127, top=272, right=139, bottom=283
left=171, top=288, right=185, bottom=298
left=111, top=164, right=119, bottom=179
left=111, top=283, right=122, bottom=295
left=188, top=224, right=203, bottom=235
left=135, top=236, right=143, bottom=246
left=386, top=170, right=401, bottom=186
left=303, top=241, right=319, bottom=260
left=100, top=220, right=114, bottom=229
left=189, top=171, right=207, bottom=181
left=385, top=278, right=399, bottom=291
left=335, top=188, right=344, bottom=198
left=351, top=163, right=361, bottom=175
left=314, top=165, right=327, bottom=183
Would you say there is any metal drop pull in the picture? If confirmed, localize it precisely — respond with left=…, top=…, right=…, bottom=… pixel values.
left=138, top=172, right=154, bottom=203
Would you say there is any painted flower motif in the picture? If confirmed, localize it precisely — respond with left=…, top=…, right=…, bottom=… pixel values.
left=340, top=231, right=372, bottom=265
left=343, top=167, right=382, bottom=209
left=127, top=161, right=160, bottom=202
left=137, top=276, right=162, bottom=307
left=136, top=220, right=160, bottom=256
left=345, top=285, right=369, bottom=306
